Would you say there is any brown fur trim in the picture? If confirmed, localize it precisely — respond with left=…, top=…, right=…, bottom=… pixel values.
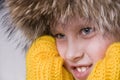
left=6, top=0, right=56, bottom=40
left=6, top=0, right=120, bottom=40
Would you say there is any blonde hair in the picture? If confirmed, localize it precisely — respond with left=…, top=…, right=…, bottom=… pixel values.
left=7, top=0, right=120, bottom=40
left=51, top=0, right=120, bottom=40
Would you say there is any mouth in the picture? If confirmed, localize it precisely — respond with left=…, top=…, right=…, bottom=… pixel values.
left=71, top=64, right=92, bottom=79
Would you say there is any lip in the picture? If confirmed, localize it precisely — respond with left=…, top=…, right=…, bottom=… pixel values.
left=71, top=64, right=92, bottom=79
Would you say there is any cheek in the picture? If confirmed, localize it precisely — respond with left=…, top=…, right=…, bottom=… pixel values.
left=56, top=41, right=66, bottom=59
left=88, top=44, right=105, bottom=62
left=86, top=38, right=114, bottom=63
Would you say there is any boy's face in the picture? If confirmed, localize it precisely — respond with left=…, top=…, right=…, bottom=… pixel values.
left=51, top=17, right=115, bottom=80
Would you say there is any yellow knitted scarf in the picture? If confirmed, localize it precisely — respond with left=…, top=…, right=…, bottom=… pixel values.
left=26, top=35, right=120, bottom=80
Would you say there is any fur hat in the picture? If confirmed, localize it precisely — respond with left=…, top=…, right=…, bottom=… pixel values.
left=6, top=0, right=85, bottom=40
left=6, top=0, right=58, bottom=40
left=6, top=0, right=120, bottom=41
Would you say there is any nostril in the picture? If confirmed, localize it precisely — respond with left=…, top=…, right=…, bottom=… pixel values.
left=65, top=51, right=84, bottom=62
left=73, top=55, right=84, bottom=62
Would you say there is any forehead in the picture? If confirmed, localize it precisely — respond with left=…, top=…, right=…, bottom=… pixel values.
left=51, top=17, right=96, bottom=32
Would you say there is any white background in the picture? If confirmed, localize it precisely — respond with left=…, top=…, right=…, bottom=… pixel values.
left=0, top=28, right=26, bottom=80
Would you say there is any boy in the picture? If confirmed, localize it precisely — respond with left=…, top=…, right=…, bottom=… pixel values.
left=7, top=0, right=120, bottom=80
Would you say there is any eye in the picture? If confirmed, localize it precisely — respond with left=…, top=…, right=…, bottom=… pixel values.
left=80, top=27, right=95, bottom=38
left=81, top=27, right=93, bottom=35
left=54, top=33, right=65, bottom=39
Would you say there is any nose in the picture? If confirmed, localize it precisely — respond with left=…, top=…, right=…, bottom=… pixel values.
left=65, top=39, right=84, bottom=62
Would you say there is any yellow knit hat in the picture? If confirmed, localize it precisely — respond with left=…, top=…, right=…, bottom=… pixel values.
left=26, top=35, right=74, bottom=80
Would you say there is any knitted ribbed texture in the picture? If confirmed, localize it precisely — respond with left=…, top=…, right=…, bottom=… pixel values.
left=87, top=42, right=120, bottom=80
left=26, top=35, right=120, bottom=80
left=26, top=35, right=74, bottom=80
